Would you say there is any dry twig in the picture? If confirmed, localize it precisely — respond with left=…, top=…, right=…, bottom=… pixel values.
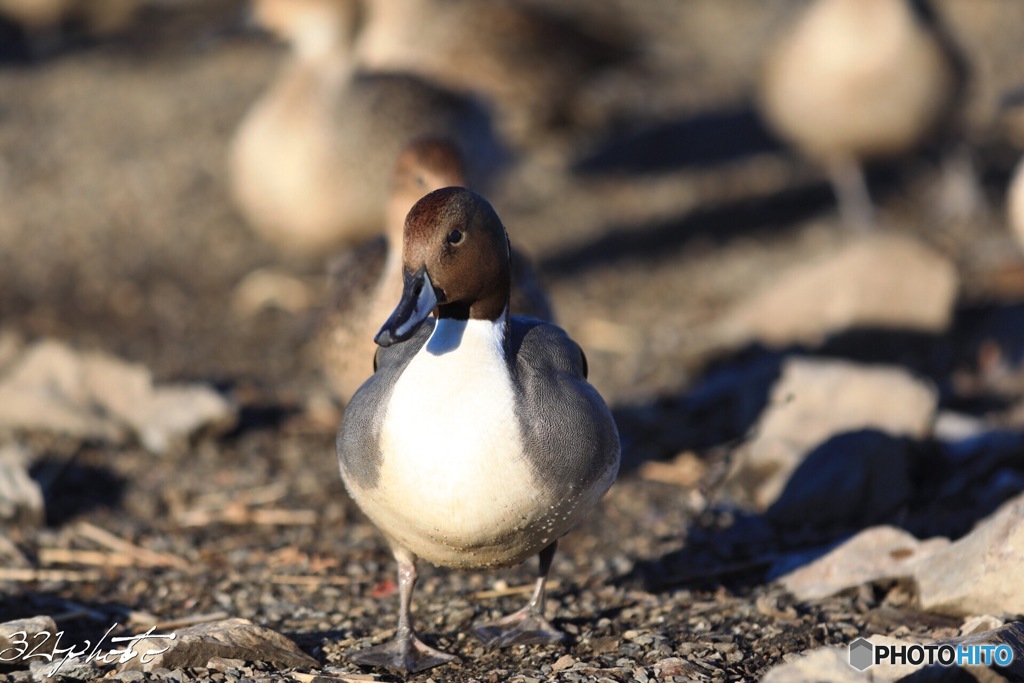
left=292, top=672, right=378, bottom=683
left=176, top=506, right=317, bottom=527
left=471, top=580, right=561, bottom=600
left=40, top=548, right=141, bottom=567
left=267, top=574, right=354, bottom=586
left=0, top=567, right=103, bottom=582
left=75, top=522, right=190, bottom=569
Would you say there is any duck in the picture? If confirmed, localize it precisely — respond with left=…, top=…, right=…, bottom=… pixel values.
left=0, top=0, right=137, bottom=54
left=1009, top=157, right=1024, bottom=249
left=317, top=137, right=553, bottom=405
left=0, top=0, right=70, bottom=33
left=759, top=0, right=966, bottom=228
left=229, top=0, right=506, bottom=257
left=351, top=0, right=634, bottom=149
left=336, top=187, right=620, bottom=673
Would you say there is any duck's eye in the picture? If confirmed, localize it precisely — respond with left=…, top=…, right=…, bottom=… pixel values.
left=446, top=229, right=463, bottom=245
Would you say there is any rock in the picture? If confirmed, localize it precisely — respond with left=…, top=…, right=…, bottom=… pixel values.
left=0, top=444, right=43, bottom=528
left=0, top=341, right=125, bottom=442
left=938, top=623, right=1024, bottom=680
left=0, top=339, right=236, bottom=453
left=779, top=496, right=1024, bottom=618
left=768, top=632, right=1017, bottom=682
left=725, top=357, right=937, bottom=510
left=915, top=492, right=1024, bottom=616
left=551, top=654, right=575, bottom=672
left=760, top=645, right=863, bottom=683
left=28, top=657, right=105, bottom=681
left=761, top=635, right=919, bottom=683
left=651, top=657, right=706, bottom=678
left=126, top=384, right=236, bottom=454
left=76, top=348, right=236, bottom=454
left=772, top=526, right=950, bottom=601
left=0, top=616, right=57, bottom=666
left=293, top=672, right=376, bottom=683
left=723, top=233, right=958, bottom=346
left=118, top=618, right=317, bottom=672
left=205, top=656, right=247, bottom=670
left=933, top=411, right=988, bottom=442
left=960, top=616, right=1005, bottom=636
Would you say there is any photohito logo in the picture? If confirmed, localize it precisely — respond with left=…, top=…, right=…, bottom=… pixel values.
left=848, top=637, right=1013, bottom=671
left=849, top=638, right=874, bottom=671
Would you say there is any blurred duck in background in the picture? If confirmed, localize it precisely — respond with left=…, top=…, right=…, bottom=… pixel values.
left=229, top=0, right=507, bottom=258
left=0, top=0, right=77, bottom=33
left=760, top=0, right=967, bottom=229
left=0, top=0, right=138, bottom=54
left=317, top=138, right=553, bottom=405
left=351, top=0, right=635, bottom=153
left=1004, top=89, right=1024, bottom=251
left=1008, top=156, right=1024, bottom=249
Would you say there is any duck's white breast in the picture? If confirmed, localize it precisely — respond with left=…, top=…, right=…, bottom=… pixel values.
left=367, top=317, right=548, bottom=567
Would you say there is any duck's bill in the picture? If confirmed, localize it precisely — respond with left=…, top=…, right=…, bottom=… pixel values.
left=374, top=267, right=438, bottom=347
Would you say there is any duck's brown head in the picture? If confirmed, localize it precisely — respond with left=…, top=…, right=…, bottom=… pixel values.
left=375, top=187, right=511, bottom=347
left=386, top=138, right=467, bottom=243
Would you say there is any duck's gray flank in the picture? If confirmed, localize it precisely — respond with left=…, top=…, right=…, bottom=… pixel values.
left=507, top=318, right=619, bottom=496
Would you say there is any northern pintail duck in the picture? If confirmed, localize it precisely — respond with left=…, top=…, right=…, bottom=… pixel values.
left=1009, top=157, right=1024, bottom=249
left=229, top=0, right=505, bottom=256
left=0, top=0, right=69, bottom=33
left=0, top=0, right=136, bottom=49
left=760, top=0, right=966, bottom=228
left=352, top=0, right=633, bottom=148
left=336, top=187, right=620, bottom=673
left=317, top=138, right=553, bottom=405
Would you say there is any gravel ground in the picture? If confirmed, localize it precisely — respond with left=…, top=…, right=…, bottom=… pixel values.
left=3, top=1, right=1024, bottom=681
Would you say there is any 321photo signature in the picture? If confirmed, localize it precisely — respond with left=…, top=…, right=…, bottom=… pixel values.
left=0, top=624, right=176, bottom=676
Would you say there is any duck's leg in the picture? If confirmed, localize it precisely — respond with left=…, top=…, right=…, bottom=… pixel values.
left=827, top=157, right=877, bottom=230
left=934, top=142, right=984, bottom=224
left=472, top=541, right=566, bottom=648
left=348, top=548, right=456, bottom=673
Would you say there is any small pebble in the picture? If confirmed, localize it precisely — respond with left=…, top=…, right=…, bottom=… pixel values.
left=551, top=654, right=575, bottom=672
left=206, top=658, right=247, bottom=671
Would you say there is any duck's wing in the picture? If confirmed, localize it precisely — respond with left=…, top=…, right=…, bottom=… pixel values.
left=323, top=236, right=388, bottom=315
left=508, top=318, right=619, bottom=494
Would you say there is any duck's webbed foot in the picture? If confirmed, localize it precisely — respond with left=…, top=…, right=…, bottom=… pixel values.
left=348, top=630, right=456, bottom=673
left=472, top=541, right=566, bottom=649
left=472, top=605, right=565, bottom=648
